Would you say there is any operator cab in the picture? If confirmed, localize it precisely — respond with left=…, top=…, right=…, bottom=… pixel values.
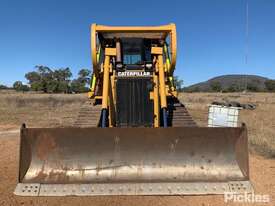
left=115, top=38, right=154, bottom=72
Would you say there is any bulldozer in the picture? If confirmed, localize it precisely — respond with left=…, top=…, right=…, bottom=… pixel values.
left=14, top=24, right=253, bottom=196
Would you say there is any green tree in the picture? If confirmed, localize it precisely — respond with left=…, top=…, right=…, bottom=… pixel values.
left=13, top=81, right=23, bottom=91
left=78, top=69, right=91, bottom=84
left=210, top=81, right=222, bottom=92
left=183, top=86, right=201, bottom=93
left=25, top=66, right=73, bottom=93
left=25, top=71, right=41, bottom=84
left=25, top=66, right=52, bottom=92
left=71, top=69, right=91, bottom=93
left=265, top=80, right=275, bottom=92
left=0, top=84, right=8, bottom=89
left=53, top=68, right=72, bottom=93
left=226, top=83, right=241, bottom=92
left=21, top=85, right=30, bottom=92
left=173, top=76, right=184, bottom=92
left=25, top=71, right=43, bottom=91
left=13, top=81, right=29, bottom=92
left=247, top=82, right=259, bottom=92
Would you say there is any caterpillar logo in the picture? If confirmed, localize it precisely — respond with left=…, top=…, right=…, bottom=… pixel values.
left=117, top=71, right=151, bottom=77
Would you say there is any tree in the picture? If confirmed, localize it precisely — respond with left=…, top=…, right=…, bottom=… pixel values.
left=71, top=69, right=91, bottom=93
left=183, top=85, right=201, bottom=93
left=53, top=68, right=72, bottom=93
left=13, top=81, right=23, bottom=91
left=25, top=71, right=41, bottom=84
left=0, top=84, right=8, bottom=89
left=25, top=66, right=73, bottom=93
left=210, top=81, right=222, bottom=92
left=78, top=69, right=91, bottom=84
left=21, top=85, right=30, bottom=92
left=13, top=81, right=29, bottom=92
left=265, top=80, right=275, bottom=92
left=25, top=66, right=51, bottom=92
left=247, top=82, right=259, bottom=92
left=173, top=76, right=184, bottom=92
left=226, top=83, right=241, bottom=92
left=25, top=71, right=43, bottom=91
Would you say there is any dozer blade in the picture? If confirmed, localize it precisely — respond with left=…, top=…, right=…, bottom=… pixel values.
left=15, top=125, right=253, bottom=196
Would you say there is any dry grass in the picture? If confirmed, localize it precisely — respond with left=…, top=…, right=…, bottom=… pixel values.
left=0, top=90, right=86, bottom=128
left=179, top=92, right=275, bottom=157
left=0, top=90, right=275, bottom=157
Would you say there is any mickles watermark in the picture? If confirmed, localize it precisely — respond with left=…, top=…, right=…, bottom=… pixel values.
left=224, top=192, right=270, bottom=203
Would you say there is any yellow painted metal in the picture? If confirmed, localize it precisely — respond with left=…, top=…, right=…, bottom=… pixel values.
left=153, top=74, right=159, bottom=128
left=105, top=48, right=116, bottom=56
left=91, top=24, right=97, bottom=75
left=89, top=74, right=96, bottom=97
left=171, top=90, right=178, bottom=97
left=153, top=56, right=158, bottom=73
left=108, top=74, right=116, bottom=127
left=170, top=23, right=177, bottom=73
left=157, top=53, right=167, bottom=109
left=151, top=47, right=163, bottom=55
left=95, top=96, right=102, bottom=100
left=111, top=72, right=116, bottom=107
left=149, top=92, right=154, bottom=100
left=91, top=23, right=177, bottom=75
left=164, top=44, right=171, bottom=73
left=93, top=24, right=175, bottom=33
left=96, top=45, right=101, bottom=67
left=168, top=76, right=176, bottom=91
left=102, top=55, right=110, bottom=109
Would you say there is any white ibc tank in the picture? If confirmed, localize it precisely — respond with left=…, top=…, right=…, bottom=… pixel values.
left=208, top=105, right=241, bottom=127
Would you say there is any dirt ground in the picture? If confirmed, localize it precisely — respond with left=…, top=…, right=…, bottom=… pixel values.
left=0, top=92, right=275, bottom=205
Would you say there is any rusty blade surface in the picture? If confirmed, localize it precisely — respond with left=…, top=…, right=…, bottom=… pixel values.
left=18, top=126, right=249, bottom=184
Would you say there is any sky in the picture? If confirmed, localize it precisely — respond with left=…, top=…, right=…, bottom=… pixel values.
left=0, top=0, right=274, bottom=86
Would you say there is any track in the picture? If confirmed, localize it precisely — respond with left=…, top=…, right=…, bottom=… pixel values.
left=73, top=101, right=101, bottom=127
left=74, top=97, right=196, bottom=128
left=167, top=97, right=197, bottom=127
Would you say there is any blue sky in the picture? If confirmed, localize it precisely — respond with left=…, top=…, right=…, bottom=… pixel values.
left=0, top=0, right=274, bottom=86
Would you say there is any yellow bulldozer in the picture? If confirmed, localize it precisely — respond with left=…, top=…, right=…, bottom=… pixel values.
left=14, top=24, right=253, bottom=196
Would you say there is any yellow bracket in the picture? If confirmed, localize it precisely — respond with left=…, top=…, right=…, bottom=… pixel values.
left=151, top=47, right=163, bottom=55
left=105, top=48, right=117, bottom=56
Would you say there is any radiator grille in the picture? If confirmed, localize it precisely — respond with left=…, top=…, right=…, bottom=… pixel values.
left=116, top=78, right=153, bottom=127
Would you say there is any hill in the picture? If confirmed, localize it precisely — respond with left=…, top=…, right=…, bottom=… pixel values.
left=184, top=74, right=270, bottom=92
